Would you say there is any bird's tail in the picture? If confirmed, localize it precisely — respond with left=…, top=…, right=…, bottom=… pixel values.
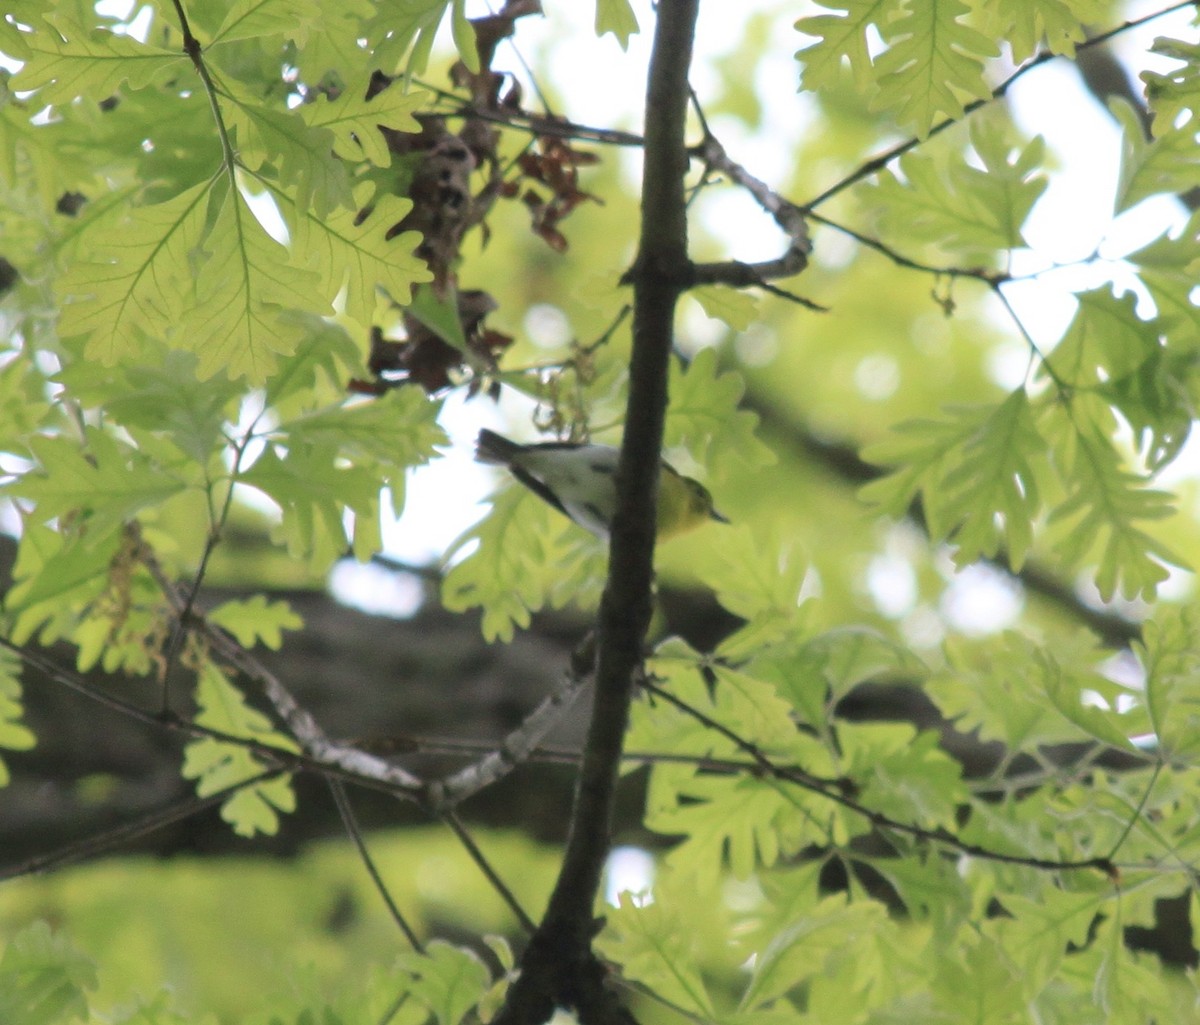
left=476, top=428, right=522, bottom=466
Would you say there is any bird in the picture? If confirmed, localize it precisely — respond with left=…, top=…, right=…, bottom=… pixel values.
left=475, top=428, right=728, bottom=540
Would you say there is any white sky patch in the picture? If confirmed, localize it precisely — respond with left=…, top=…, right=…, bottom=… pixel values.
left=939, top=563, right=1024, bottom=635
left=853, top=353, right=901, bottom=401
left=604, top=845, right=655, bottom=907
left=735, top=323, right=779, bottom=366
left=524, top=303, right=573, bottom=349
left=329, top=559, right=426, bottom=618
left=867, top=553, right=918, bottom=618
left=678, top=299, right=730, bottom=353
left=1002, top=2, right=1198, bottom=349
left=381, top=390, right=499, bottom=564
left=985, top=338, right=1034, bottom=390
left=901, top=605, right=946, bottom=650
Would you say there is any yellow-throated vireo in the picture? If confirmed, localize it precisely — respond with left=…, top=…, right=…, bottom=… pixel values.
left=476, top=428, right=728, bottom=540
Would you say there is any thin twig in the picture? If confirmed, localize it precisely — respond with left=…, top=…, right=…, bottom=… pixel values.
left=0, top=770, right=282, bottom=881
left=157, top=428, right=259, bottom=713
left=641, top=679, right=1123, bottom=878
left=430, top=635, right=593, bottom=809
left=329, top=778, right=425, bottom=951
left=377, top=992, right=412, bottom=1025
left=685, top=133, right=810, bottom=287
left=169, top=0, right=238, bottom=178
left=805, top=209, right=1006, bottom=284
left=442, top=810, right=537, bottom=934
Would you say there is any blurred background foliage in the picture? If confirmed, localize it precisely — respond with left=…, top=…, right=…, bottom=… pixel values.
left=3, top=0, right=1200, bottom=1020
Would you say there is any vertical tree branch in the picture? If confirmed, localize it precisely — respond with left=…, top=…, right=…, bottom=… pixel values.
left=493, top=3, right=700, bottom=1023
left=550, top=0, right=697, bottom=931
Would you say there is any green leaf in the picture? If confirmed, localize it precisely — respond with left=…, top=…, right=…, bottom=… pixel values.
left=407, top=283, right=468, bottom=350
left=1092, top=929, right=1181, bottom=1023
left=938, top=387, right=1044, bottom=568
left=667, top=347, right=774, bottom=476
left=398, top=941, right=490, bottom=1025
left=740, top=895, right=887, bottom=1011
left=0, top=647, right=35, bottom=787
left=1043, top=399, right=1182, bottom=600
left=1047, top=289, right=1165, bottom=389
left=237, top=442, right=384, bottom=566
left=208, top=596, right=303, bottom=650
left=262, top=388, right=438, bottom=521
left=1142, top=37, right=1200, bottom=132
left=0, top=350, right=53, bottom=445
left=442, top=485, right=605, bottom=642
left=862, top=388, right=1046, bottom=569
left=10, top=14, right=186, bottom=106
left=698, top=523, right=810, bottom=624
left=219, top=76, right=352, bottom=217
left=3, top=525, right=121, bottom=645
left=290, top=0, right=377, bottom=83
left=869, top=851, right=972, bottom=926
left=4, top=428, right=189, bottom=542
left=652, top=637, right=799, bottom=749
left=54, top=349, right=241, bottom=464
left=870, top=0, right=997, bottom=136
left=365, top=1, right=451, bottom=78
left=595, top=0, right=639, bottom=49
left=637, top=673, right=837, bottom=880
left=866, top=125, right=1047, bottom=258
left=279, top=388, right=446, bottom=475
left=216, top=775, right=298, bottom=837
left=691, top=284, right=760, bottom=331
left=1097, top=346, right=1194, bottom=472
left=57, top=180, right=214, bottom=367
left=979, top=0, right=1105, bottom=62
left=450, top=0, right=479, bottom=73
left=0, top=922, right=96, bottom=1025
left=1138, top=605, right=1200, bottom=761
left=1116, top=226, right=1200, bottom=463
left=596, top=894, right=715, bottom=1018
left=262, top=313, right=363, bottom=410
left=283, top=183, right=432, bottom=329
left=77, top=87, right=222, bottom=195
left=209, top=0, right=322, bottom=46
left=794, top=0, right=897, bottom=93
left=1128, top=211, right=1200, bottom=335
left=1112, top=99, right=1200, bottom=214
left=931, top=934, right=1024, bottom=1021
left=929, top=631, right=1149, bottom=752
left=300, top=76, right=426, bottom=167
left=1033, top=648, right=1145, bottom=752
left=782, top=626, right=925, bottom=716
left=188, top=186, right=330, bottom=383
left=181, top=663, right=298, bottom=837
left=842, top=723, right=966, bottom=826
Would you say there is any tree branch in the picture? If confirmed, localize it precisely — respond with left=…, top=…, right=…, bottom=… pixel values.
left=430, top=635, right=593, bottom=809
left=688, top=134, right=810, bottom=287
left=493, top=4, right=700, bottom=1023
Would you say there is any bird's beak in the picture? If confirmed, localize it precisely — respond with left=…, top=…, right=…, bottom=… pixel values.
left=710, top=508, right=731, bottom=524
